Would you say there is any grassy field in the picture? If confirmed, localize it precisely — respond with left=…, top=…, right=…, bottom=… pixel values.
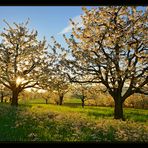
left=0, top=98, right=148, bottom=142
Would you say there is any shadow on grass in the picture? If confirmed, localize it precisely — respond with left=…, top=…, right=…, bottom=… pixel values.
left=63, top=102, right=82, bottom=108
left=87, top=111, right=113, bottom=118
left=125, top=112, right=148, bottom=122
left=21, top=101, right=148, bottom=122
left=63, top=103, right=148, bottom=122
left=0, top=103, right=32, bottom=141
left=62, top=103, right=114, bottom=118
left=0, top=102, right=147, bottom=142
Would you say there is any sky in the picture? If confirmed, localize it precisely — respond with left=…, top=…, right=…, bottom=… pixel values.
left=0, top=6, right=146, bottom=49
left=0, top=6, right=87, bottom=48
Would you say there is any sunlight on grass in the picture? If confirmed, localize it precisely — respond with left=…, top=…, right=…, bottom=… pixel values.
left=0, top=103, right=147, bottom=142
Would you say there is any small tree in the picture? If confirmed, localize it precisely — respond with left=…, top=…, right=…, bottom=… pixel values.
left=51, top=77, right=69, bottom=105
left=40, top=90, right=52, bottom=104
left=41, top=74, right=69, bottom=105
left=40, top=42, right=70, bottom=105
left=0, top=20, right=48, bottom=106
left=71, top=83, right=92, bottom=108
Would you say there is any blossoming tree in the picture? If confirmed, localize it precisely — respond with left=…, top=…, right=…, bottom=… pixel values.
left=58, top=6, right=148, bottom=120
left=0, top=20, right=48, bottom=106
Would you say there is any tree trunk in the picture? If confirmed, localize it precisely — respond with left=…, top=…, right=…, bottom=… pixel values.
left=9, top=97, right=12, bottom=103
left=56, top=100, right=59, bottom=105
left=1, top=93, right=4, bottom=103
left=81, top=98, right=85, bottom=108
left=81, top=95, right=85, bottom=108
left=114, top=98, right=124, bottom=120
left=59, top=95, right=64, bottom=105
left=45, top=99, right=48, bottom=104
left=11, top=90, right=19, bottom=106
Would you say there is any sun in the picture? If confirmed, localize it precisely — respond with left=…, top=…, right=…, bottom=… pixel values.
left=16, top=76, right=24, bottom=86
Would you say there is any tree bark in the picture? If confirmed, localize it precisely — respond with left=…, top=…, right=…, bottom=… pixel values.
left=59, top=95, right=64, bottom=105
left=45, top=99, right=48, bottom=104
left=81, top=95, right=86, bottom=108
left=81, top=98, right=85, bottom=108
left=1, top=92, right=4, bottom=103
left=11, top=90, right=19, bottom=106
left=114, top=98, right=124, bottom=120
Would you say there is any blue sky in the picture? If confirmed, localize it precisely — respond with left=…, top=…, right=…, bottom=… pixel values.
left=0, top=6, right=86, bottom=47
left=0, top=6, right=146, bottom=48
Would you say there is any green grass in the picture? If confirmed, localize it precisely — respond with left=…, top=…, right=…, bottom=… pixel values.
left=0, top=99, right=148, bottom=142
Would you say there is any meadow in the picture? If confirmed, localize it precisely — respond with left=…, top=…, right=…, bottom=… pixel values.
left=0, top=98, right=147, bottom=143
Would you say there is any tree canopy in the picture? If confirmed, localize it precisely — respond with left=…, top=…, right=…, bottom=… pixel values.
left=0, top=20, right=48, bottom=106
left=53, top=6, right=148, bottom=119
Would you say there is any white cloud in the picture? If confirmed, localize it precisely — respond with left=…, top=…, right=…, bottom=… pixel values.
left=58, top=15, right=83, bottom=35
